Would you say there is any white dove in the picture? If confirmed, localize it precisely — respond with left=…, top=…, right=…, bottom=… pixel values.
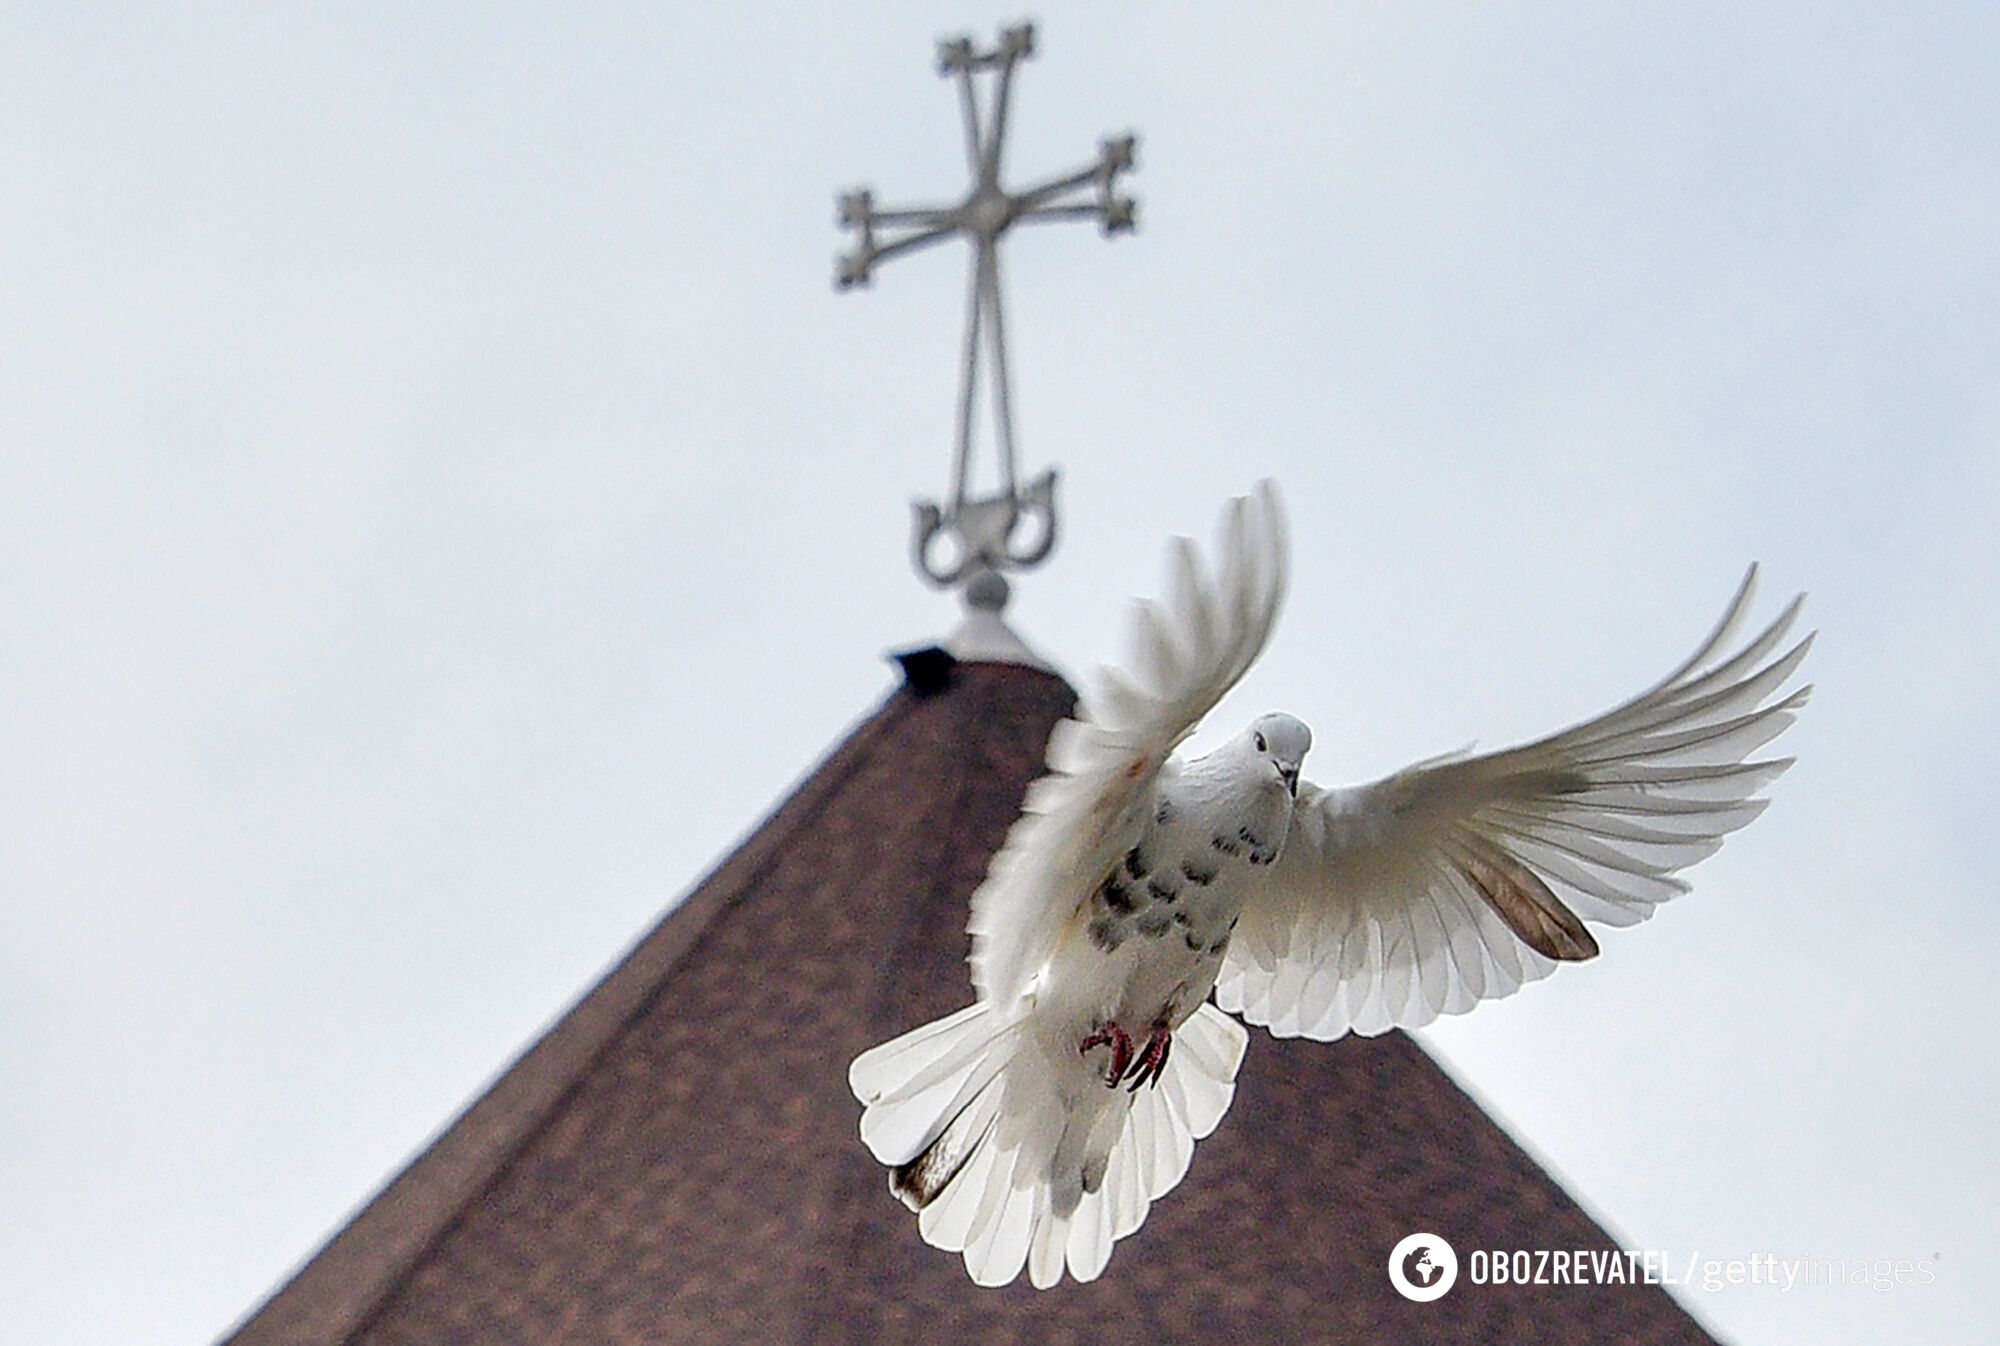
left=848, top=480, right=1810, bottom=1289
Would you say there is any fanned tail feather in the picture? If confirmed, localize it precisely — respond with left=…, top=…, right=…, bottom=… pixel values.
left=849, top=1002, right=1249, bottom=1288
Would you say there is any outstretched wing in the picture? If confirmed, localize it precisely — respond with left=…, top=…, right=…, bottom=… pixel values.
left=968, top=482, right=1289, bottom=1005
left=1216, top=567, right=1811, bottom=1040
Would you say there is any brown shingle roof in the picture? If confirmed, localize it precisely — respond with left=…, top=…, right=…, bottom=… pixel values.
left=223, top=655, right=1718, bottom=1345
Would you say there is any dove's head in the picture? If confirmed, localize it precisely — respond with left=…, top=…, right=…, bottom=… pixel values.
left=1243, top=712, right=1312, bottom=797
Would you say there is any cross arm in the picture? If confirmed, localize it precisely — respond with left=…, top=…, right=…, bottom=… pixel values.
left=1016, top=133, right=1135, bottom=202
left=835, top=220, right=958, bottom=289
left=1014, top=199, right=1138, bottom=234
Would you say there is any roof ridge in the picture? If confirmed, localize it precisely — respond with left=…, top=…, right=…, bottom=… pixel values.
left=219, top=669, right=996, bottom=1346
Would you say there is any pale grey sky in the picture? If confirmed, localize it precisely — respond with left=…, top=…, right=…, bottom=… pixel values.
left=3, top=5, right=1993, bottom=1344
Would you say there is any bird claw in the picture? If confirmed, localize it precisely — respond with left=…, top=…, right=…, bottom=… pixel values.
left=1080, top=1021, right=1173, bottom=1089
left=1079, top=1022, right=1136, bottom=1084
left=1124, top=1027, right=1172, bottom=1091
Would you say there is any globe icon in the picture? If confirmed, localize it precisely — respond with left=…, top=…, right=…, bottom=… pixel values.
left=1388, top=1231, right=1459, bottom=1301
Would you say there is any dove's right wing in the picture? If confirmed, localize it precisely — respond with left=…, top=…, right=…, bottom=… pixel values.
left=967, top=482, right=1289, bottom=1006
left=1217, top=568, right=1810, bottom=1040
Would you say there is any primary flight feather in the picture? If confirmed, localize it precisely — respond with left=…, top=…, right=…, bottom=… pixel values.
left=848, top=480, right=1811, bottom=1288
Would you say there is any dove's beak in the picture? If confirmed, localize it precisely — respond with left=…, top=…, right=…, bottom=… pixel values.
left=1279, top=765, right=1298, bottom=797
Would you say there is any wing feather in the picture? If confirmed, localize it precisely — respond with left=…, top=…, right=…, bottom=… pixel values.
left=1217, top=568, right=1810, bottom=1040
left=967, top=482, right=1290, bottom=1004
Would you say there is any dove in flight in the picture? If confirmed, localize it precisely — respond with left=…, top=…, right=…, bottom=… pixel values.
left=848, top=480, right=1811, bottom=1289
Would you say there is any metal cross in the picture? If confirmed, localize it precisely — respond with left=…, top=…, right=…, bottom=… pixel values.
left=836, top=21, right=1137, bottom=602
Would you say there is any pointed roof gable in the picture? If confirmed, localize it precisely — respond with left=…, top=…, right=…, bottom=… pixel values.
left=223, top=656, right=1716, bottom=1345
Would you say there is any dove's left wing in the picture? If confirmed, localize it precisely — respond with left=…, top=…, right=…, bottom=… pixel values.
left=968, top=482, right=1288, bottom=1006
left=1216, top=568, right=1811, bottom=1040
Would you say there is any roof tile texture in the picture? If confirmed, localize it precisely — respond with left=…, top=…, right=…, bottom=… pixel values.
left=235, top=659, right=1716, bottom=1345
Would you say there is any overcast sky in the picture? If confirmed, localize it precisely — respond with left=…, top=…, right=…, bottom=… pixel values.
left=3, top=5, right=1993, bottom=1344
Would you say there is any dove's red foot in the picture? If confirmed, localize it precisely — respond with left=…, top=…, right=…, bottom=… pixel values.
left=1079, top=1022, right=1136, bottom=1085
left=1124, top=1025, right=1173, bottom=1092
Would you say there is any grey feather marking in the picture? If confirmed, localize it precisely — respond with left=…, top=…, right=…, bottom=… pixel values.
left=1088, top=915, right=1127, bottom=952
left=891, top=1109, right=996, bottom=1211
left=1098, top=873, right=1138, bottom=914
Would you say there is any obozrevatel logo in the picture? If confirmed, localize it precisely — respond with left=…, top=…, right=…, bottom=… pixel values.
left=1388, top=1232, right=1460, bottom=1302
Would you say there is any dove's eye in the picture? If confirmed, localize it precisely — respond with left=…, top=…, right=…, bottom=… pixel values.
left=1254, top=732, right=1267, bottom=753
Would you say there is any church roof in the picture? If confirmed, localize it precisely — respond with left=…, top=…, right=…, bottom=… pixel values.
left=222, top=654, right=1718, bottom=1345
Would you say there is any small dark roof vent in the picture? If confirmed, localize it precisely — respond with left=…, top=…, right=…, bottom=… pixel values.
left=893, top=646, right=958, bottom=698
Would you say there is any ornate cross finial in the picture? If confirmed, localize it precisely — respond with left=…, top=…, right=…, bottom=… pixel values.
left=836, top=21, right=1137, bottom=610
